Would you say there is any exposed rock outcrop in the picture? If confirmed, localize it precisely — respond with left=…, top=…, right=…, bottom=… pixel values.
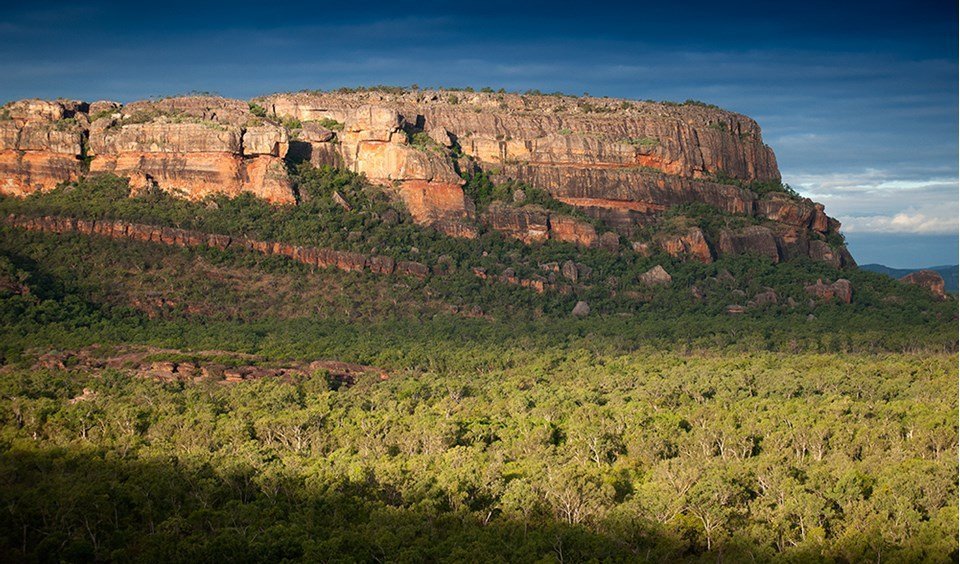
left=899, top=270, right=947, bottom=300
left=3, top=213, right=566, bottom=296
left=1, top=96, right=296, bottom=204
left=748, top=289, right=778, bottom=307
left=638, top=265, right=672, bottom=286
left=804, top=278, right=853, bottom=304
left=571, top=301, right=591, bottom=317
left=2, top=90, right=853, bottom=268
left=283, top=103, right=476, bottom=237
left=718, top=226, right=781, bottom=263
left=38, top=346, right=388, bottom=387
left=0, top=99, right=86, bottom=195
left=657, top=227, right=713, bottom=263
left=484, top=201, right=598, bottom=247
left=253, top=89, right=851, bottom=263
left=87, top=97, right=295, bottom=204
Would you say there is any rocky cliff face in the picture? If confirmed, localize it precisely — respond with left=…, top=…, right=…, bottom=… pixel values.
left=88, top=96, right=294, bottom=204
left=0, top=99, right=87, bottom=195
left=1, top=96, right=295, bottom=204
left=1, top=89, right=853, bottom=267
left=256, top=89, right=851, bottom=265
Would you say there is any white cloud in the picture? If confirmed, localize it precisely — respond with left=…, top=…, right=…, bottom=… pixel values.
left=839, top=211, right=959, bottom=234
left=784, top=169, right=958, bottom=235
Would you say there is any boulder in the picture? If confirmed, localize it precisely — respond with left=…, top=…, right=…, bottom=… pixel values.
left=658, top=227, right=712, bottom=263
left=397, top=260, right=430, bottom=278
left=548, top=214, right=598, bottom=247
left=631, top=241, right=652, bottom=256
left=299, top=122, right=336, bottom=142
left=804, top=278, right=853, bottom=304
left=332, top=191, right=352, bottom=211
left=717, top=226, right=780, bottom=262
left=427, top=126, right=453, bottom=147
left=380, top=208, right=400, bottom=225
left=638, top=265, right=672, bottom=286
left=571, top=301, right=591, bottom=317
left=749, top=289, right=778, bottom=307
left=599, top=231, right=620, bottom=252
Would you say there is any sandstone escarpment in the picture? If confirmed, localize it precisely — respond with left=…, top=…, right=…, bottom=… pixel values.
left=87, top=97, right=294, bottom=203
left=303, top=103, right=476, bottom=237
left=0, top=99, right=87, bottom=195
left=255, top=89, right=850, bottom=265
left=2, top=90, right=853, bottom=268
left=1, top=96, right=296, bottom=204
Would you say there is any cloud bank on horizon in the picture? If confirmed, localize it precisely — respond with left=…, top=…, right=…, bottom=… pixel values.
left=0, top=0, right=956, bottom=265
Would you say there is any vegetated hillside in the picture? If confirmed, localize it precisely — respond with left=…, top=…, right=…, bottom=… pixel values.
left=0, top=168, right=954, bottom=346
left=861, top=264, right=958, bottom=294
left=0, top=190, right=956, bottom=562
left=0, top=89, right=956, bottom=563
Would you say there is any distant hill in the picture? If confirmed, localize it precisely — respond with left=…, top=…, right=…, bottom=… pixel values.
left=860, top=264, right=958, bottom=294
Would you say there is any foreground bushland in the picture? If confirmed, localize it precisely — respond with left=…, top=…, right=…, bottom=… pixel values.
left=0, top=350, right=956, bottom=562
left=0, top=170, right=956, bottom=561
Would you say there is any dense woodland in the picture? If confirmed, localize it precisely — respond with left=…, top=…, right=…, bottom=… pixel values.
left=0, top=167, right=956, bottom=562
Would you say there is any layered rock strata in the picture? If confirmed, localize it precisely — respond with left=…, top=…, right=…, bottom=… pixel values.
left=255, top=89, right=851, bottom=264
left=484, top=201, right=600, bottom=246
left=2, top=91, right=853, bottom=266
left=87, top=97, right=294, bottom=203
left=0, top=99, right=87, bottom=195
left=1, top=96, right=295, bottom=204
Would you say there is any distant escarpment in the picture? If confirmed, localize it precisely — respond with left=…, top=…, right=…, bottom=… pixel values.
left=1, top=89, right=853, bottom=267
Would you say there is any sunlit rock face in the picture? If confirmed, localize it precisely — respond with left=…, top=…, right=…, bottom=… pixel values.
left=1, top=96, right=295, bottom=204
left=255, top=89, right=850, bottom=263
left=899, top=270, right=947, bottom=300
left=86, top=97, right=294, bottom=204
left=0, top=99, right=87, bottom=195
left=1, top=90, right=853, bottom=266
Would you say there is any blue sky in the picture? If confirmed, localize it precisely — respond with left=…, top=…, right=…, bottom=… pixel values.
left=2, top=1, right=956, bottom=267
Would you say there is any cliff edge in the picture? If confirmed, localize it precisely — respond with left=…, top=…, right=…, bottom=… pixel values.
left=0, top=89, right=853, bottom=267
